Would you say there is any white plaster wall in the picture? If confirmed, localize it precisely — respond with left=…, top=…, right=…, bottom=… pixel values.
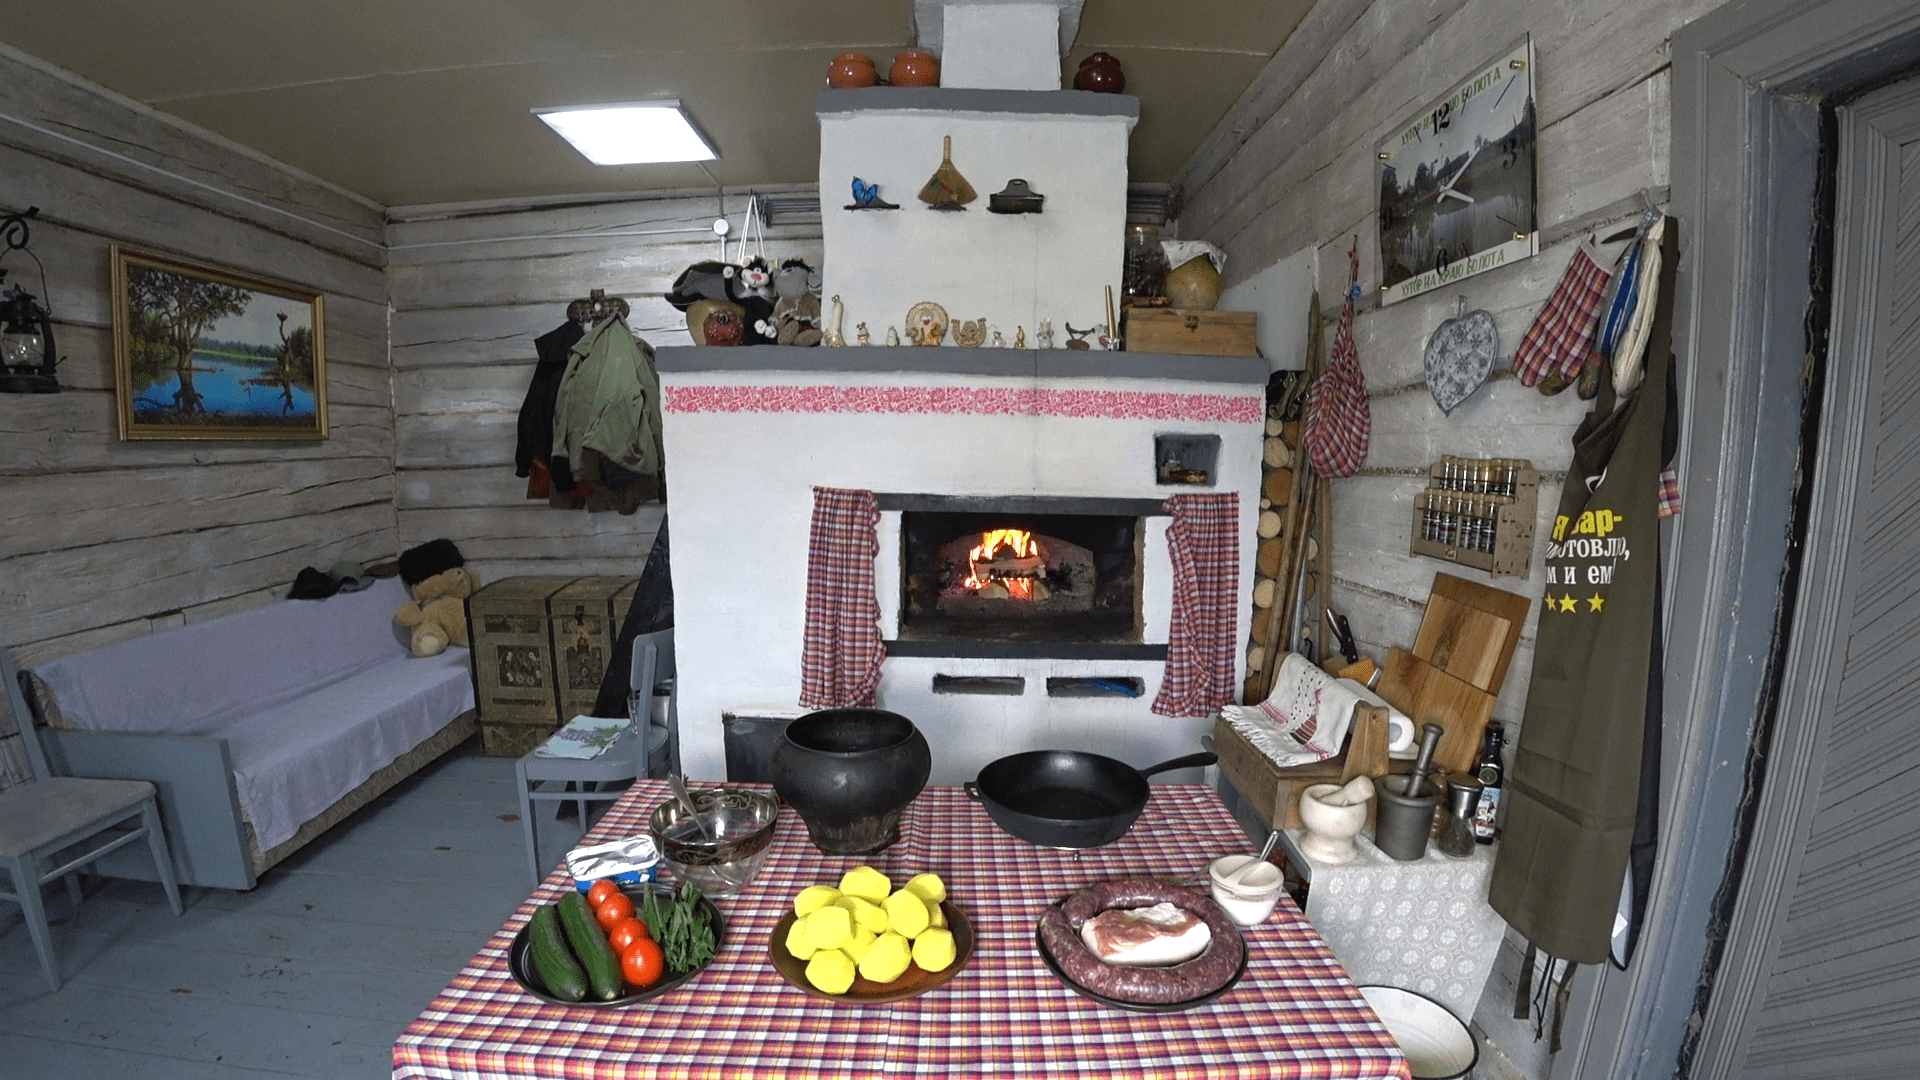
left=659, top=368, right=1259, bottom=783
left=819, top=109, right=1133, bottom=346
left=1217, top=245, right=1318, bottom=373
left=941, top=5, right=1063, bottom=90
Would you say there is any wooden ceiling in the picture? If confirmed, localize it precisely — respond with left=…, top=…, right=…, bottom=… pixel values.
left=0, top=0, right=1311, bottom=208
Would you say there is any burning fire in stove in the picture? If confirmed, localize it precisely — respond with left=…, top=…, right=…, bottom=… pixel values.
left=960, top=528, right=1050, bottom=602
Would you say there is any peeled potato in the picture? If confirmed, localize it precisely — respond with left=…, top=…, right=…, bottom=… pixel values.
left=884, top=890, right=932, bottom=938
left=836, top=894, right=891, bottom=934
left=806, top=949, right=857, bottom=994
left=844, top=924, right=880, bottom=962
left=902, top=873, right=947, bottom=904
left=928, top=904, right=948, bottom=930
left=858, top=931, right=913, bottom=983
left=912, top=927, right=957, bottom=972
left=793, top=885, right=841, bottom=917
left=803, top=904, right=853, bottom=949
left=784, top=918, right=820, bottom=960
left=838, top=865, right=892, bottom=903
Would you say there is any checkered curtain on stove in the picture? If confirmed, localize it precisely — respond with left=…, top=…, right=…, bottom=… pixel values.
left=1152, top=493, right=1240, bottom=717
left=799, top=487, right=887, bottom=708
left=1300, top=244, right=1370, bottom=478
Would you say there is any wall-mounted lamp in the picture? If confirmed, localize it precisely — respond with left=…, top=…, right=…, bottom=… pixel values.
left=0, top=206, right=59, bottom=394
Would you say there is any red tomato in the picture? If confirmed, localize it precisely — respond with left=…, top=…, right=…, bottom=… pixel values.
left=594, top=893, right=635, bottom=929
left=607, top=917, right=650, bottom=953
left=622, top=937, right=665, bottom=988
left=586, top=880, right=621, bottom=908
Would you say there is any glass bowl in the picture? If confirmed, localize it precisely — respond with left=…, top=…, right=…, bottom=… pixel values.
left=647, top=788, right=779, bottom=896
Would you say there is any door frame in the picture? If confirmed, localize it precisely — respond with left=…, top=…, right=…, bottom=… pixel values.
left=1557, top=3, right=1920, bottom=1078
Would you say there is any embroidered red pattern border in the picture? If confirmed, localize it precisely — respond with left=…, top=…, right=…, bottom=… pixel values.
left=665, top=384, right=1263, bottom=423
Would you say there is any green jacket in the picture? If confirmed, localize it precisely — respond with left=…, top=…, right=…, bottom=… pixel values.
left=551, top=315, right=665, bottom=512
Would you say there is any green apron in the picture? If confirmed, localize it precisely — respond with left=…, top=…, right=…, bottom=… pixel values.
left=1488, top=225, right=1674, bottom=965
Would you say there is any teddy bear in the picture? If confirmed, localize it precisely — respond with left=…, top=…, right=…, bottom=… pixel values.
left=768, top=257, right=823, bottom=346
left=394, top=566, right=480, bottom=657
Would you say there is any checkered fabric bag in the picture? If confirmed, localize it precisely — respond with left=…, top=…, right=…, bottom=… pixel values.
left=1513, top=243, right=1613, bottom=388
left=799, top=486, right=886, bottom=709
left=1152, top=493, right=1240, bottom=718
left=1301, top=248, right=1370, bottom=478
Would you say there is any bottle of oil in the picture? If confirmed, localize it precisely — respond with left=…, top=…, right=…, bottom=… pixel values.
left=1472, top=721, right=1505, bottom=844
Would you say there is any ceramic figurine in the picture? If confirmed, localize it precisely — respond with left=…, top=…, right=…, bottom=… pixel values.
left=991, top=329, right=1007, bottom=348
left=824, top=295, right=846, bottom=346
left=856, top=322, right=871, bottom=346
left=846, top=177, right=900, bottom=211
left=1036, top=320, right=1055, bottom=349
left=906, top=301, right=949, bottom=346
left=886, top=326, right=900, bottom=346
left=1014, top=326, right=1027, bottom=349
left=1065, top=323, right=1097, bottom=351
left=954, top=318, right=986, bottom=347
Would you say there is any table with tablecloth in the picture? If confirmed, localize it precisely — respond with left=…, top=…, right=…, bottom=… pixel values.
left=392, top=781, right=1410, bottom=1080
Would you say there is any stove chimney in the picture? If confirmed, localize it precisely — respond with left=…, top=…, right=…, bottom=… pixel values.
left=913, top=0, right=1087, bottom=91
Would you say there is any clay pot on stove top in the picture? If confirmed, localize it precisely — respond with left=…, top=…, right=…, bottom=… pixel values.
left=826, top=52, right=879, bottom=89
left=889, top=50, right=941, bottom=88
left=1073, top=52, right=1125, bottom=93
left=772, top=708, right=931, bottom=855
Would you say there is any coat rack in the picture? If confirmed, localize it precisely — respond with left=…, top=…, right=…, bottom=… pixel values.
left=566, top=288, right=629, bottom=325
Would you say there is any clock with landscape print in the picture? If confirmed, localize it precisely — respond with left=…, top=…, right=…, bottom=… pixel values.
left=1376, top=36, right=1537, bottom=305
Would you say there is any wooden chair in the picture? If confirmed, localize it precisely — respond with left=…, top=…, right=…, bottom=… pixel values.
left=1, top=649, right=183, bottom=991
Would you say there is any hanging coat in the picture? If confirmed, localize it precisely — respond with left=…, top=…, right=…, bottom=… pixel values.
left=550, top=314, right=666, bottom=512
left=1487, top=222, right=1675, bottom=965
left=515, top=319, right=585, bottom=496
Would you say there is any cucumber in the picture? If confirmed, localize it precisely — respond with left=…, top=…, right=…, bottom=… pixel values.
left=557, top=890, right=624, bottom=1000
left=527, top=903, right=587, bottom=1002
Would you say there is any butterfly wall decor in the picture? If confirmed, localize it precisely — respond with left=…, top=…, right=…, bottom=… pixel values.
left=846, top=177, right=900, bottom=210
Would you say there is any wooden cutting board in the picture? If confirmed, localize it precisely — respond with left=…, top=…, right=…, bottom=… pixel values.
left=1375, top=647, right=1496, bottom=775
left=1413, top=573, right=1532, bottom=695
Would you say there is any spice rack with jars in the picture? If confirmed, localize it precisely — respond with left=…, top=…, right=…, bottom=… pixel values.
left=1408, top=456, right=1538, bottom=577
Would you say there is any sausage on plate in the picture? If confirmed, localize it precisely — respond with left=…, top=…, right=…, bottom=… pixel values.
left=1038, top=877, right=1243, bottom=1004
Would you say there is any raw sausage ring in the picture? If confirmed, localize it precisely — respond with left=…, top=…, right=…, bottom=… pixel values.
left=1036, top=877, right=1245, bottom=1005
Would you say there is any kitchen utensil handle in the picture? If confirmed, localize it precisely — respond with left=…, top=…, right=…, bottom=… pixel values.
left=963, top=781, right=982, bottom=802
left=1405, top=723, right=1444, bottom=799
left=1137, top=751, right=1219, bottom=778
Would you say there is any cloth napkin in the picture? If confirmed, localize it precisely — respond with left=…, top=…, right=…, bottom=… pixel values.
left=1220, top=652, right=1413, bottom=767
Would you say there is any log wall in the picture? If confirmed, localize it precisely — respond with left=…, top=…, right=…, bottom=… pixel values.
left=1172, top=1, right=1724, bottom=1074
left=383, top=190, right=824, bottom=583
left=0, top=44, right=392, bottom=666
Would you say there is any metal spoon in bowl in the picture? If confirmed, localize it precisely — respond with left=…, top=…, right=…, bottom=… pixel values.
left=669, top=771, right=714, bottom=842
left=1224, top=829, right=1282, bottom=889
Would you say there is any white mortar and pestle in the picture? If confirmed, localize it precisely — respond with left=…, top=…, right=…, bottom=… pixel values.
left=1298, top=775, right=1376, bottom=864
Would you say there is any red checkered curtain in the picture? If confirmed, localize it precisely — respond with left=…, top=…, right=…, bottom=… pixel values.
left=1152, top=493, right=1240, bottom=718
left=799, top=486, right=886, bottom=709
left=1301, top=245, right=1371, bottom=478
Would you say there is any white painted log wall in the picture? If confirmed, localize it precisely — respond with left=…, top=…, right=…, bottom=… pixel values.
left=1172, top=1, right=1727, bottom=1075
left=383, top=190, right=824, bottom=582
left=0, top=44, right=393, bottom=666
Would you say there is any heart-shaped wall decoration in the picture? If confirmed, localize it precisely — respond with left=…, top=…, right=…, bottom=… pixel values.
left=1424, top=299, right=1499, bottom=414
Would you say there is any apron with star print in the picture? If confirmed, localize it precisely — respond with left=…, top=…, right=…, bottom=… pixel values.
left=1488, top=225, right=1674, bottom=969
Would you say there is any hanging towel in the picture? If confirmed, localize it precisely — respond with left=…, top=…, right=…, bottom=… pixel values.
left=1152, top=493, right=1240, bottom=718
left=799, top=487, right=886, bottom=709
left=1219, top=652, right=1412, bottom=767
left=1512, top=242, right=1612, bottom=388
left=1301, top=246, right=1370, bottom=478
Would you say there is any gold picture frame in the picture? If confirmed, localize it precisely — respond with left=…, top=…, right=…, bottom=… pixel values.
left=111, top=246, right=327, bottom=440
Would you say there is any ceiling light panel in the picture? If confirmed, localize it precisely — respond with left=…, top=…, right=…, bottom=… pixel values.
left=533, top=101, right=717, bottom=165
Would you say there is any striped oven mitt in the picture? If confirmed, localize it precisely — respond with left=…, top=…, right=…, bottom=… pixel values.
left=1301, top=246, right=1370, bottom=478
left=1513, top=241, right=1613, bottom=390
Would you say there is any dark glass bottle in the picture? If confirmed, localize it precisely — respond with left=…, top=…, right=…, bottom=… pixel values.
left=1472, top=721, right=1506, bottom=843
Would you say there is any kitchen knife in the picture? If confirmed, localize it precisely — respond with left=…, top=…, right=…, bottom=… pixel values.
left=1327, top=607, right=1359, bottom=663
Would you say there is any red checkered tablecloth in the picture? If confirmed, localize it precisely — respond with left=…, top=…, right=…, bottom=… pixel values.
left=392, top=783, right=1410, bottom=1080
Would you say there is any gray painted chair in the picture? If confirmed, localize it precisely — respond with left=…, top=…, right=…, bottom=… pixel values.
left=627, top=627, right=678, bottom=779
left=1, top=649, right=183, bottom=990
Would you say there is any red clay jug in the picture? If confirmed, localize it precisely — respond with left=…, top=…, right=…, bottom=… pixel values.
left=826, top=52, right=878, bottom=89
left=1074, top=52, right=1125, bottom=93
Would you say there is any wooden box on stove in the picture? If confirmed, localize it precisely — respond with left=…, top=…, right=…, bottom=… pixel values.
left=466, top=575, right=638, bottom=757
left=1122, top=308, right=1259, bottom=357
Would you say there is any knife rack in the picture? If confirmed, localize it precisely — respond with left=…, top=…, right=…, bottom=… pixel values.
left=1408, top=456, right=1538, bottom=577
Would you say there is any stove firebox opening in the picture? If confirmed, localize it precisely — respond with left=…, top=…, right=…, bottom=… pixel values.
left=899, top=510, right=1141, bottom=644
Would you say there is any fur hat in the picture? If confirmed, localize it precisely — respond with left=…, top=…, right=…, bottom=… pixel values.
left=397, top=539, right=465, bottom=587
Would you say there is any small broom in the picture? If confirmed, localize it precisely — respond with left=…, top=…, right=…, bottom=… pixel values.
left=918, top=135, right=977, bottom=211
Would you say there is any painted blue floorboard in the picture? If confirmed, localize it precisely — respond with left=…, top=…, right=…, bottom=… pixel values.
left=0, top=736, right=588, bottom=1079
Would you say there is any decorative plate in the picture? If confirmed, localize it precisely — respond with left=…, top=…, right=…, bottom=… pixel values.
left=905, top=302, right=949, bottom=346
left=1033, top=926, right=1247, bottom=1013
left=768, top=901, right=974, bottom=1003
left=1423, top=299, right=1499, bottom=414
left=507, top=883, right=724, bottom=1008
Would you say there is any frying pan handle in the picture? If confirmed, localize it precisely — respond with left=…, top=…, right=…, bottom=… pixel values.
left=1138, top=751, right=1218, bottom=779
left=963, top=781, right=982, bottom=802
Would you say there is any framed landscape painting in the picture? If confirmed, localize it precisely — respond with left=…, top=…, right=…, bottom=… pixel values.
left=111, top=246, right=327, bottom=440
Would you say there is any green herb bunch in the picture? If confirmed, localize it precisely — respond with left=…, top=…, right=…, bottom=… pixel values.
left=641, top=880, right=718, bottom=973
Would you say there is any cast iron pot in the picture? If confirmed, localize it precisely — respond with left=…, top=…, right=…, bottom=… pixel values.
left=965, top=749, right=1217, bottom=848
left=771, top=708, right=931, bottom=855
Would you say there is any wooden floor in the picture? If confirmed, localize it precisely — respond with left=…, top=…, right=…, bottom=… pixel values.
left=0, top=736, right=610, bottom=1079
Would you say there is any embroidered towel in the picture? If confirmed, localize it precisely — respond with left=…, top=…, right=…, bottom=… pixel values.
left=1220, top=652, right=1412, bottom=767
left=799, top=487, right=886, bottom=709
left=1152, top=493, right=1240, bottom=717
